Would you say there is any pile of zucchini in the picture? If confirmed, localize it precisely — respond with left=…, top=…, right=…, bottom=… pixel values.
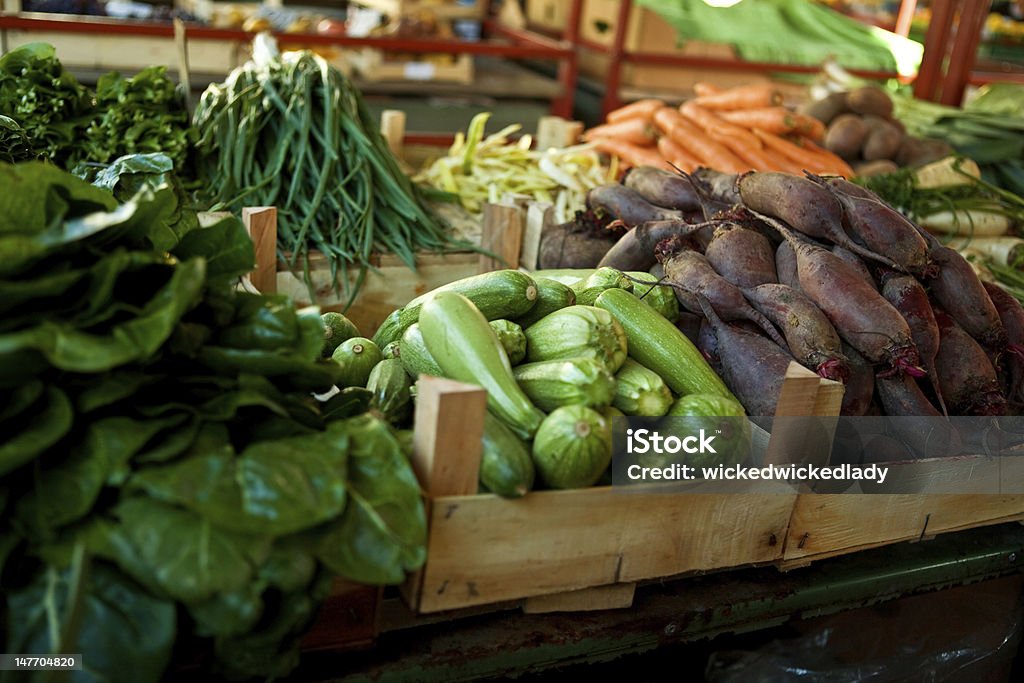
left=321, top=268, right=744, bottom=496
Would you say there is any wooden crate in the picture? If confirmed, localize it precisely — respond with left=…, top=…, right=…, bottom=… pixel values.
left=348, top=49, right=474, bottom=84
left=400, top=364, right=841, bottom=615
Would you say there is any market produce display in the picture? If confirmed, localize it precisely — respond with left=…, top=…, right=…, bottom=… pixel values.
left=193, top=35, right=459, bottom=303
left=415, top=112, right=616, bottom=224
left=314, top=266, right=746, bottom=495
left=799, top=84, right=953, bottom=176
left=583, top=84, right=852, bottom=176
left=0, top=43, right=191, bottom=172
left=0, top=160, right=426, bottom=681
left=589, top=165, right=1024, bottom=419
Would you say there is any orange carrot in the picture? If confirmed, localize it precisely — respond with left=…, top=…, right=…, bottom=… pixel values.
left=657, top=135, right=700, bottom=172
left=752, top=129, right=852, bottom=177
left=718, top=107, right=800, bottom=135
left=583, top=117, right=657, bottom=146
left=652, top=107, right=747, bottom=173
left=707, top=127, right=788, bottom=173
left=591, top=137, right=671, bottom=169
left=794, top=136, right=855, bottom=177
left=693, top=82, right=724, bottom=98
left=693, top=83, right=783, bottom=110
left=679, top=101, right=762, bottom=150
left=790, top=113, right=827, bottom=142
left=606, top=98, right=666, bottom=124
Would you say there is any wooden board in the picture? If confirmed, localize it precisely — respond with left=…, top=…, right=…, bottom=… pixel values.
left=352, top=0, right=485, bottom=20
left=348, top=49, right=474, bottom=84
left=780, top=494, right=1024, bottom=568
left=413, top=489, right=794, bottom=613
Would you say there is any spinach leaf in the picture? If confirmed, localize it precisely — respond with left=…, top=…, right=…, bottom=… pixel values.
left=188, top=583, right=265, bottom=639
left=171, top=216, right=253, bottom=282
left=4, top=561, right=175, bottom=683
left=0, top=386, right=72, bottom=477
left=314, top=415, right=426, bottom=584
left=0, top=162, right=115, bottom=237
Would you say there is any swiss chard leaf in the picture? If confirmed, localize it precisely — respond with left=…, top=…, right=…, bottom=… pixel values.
left=4, top=562, right=176, bottom=683
left=171, top=216, right=253, bottom=282
left=114, top=497, right=269, bottom=604
left=314, top=415, right=426, bottom=584
left=188, top=583, right=265, bottom=639
left=0, top=386, right=72, bottom=477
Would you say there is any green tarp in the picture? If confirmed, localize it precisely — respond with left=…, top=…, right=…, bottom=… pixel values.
left=636, top=0, right=923, bottom=76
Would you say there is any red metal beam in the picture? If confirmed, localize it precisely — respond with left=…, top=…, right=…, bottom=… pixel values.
left=913, top=0, right=957, bottom=101
left=939, top=0, right=991, bottom=105
left=894, top=0, right=918, bottom=37
left=482, top=18, right=572, bottom=57
left=551, top=0, right=583, bottom=118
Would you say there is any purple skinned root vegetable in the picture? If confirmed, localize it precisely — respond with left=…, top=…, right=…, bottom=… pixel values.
left=746, top=208, right=924, bottom=378
left=597, top=219, right=712, bottom=271
left=831, top=245, right=877, bottom=291
left=934, top=307, right=1008, bottom=416
left=586, top=184, right=685, bottom=227
left=697, top=317, right=722, bottom=373
left=690, top=167, right=741, bottom=206
left=876, top=374, right=964, bottom=457
left=705, top=223, right=778, bottom=289
left=696, top=294, right=794, bottom=417
left=622, top=166, right=700, bottom=211
left=736, top=171, right=901, bottom=270
left=677, top=311, right=703, bottom=347
left=776, top=240, right=799, bottom=289
left=816, top=175, right=934, bottom=277
left=658, top=241, right=787, bottom=348
left=879, top=271, right=947, bottom=415
left=840, top=343, right=874, bottom=416
left=982, top=281, right=1024, bottom=403
left=742, top=283, right=850, bottom=382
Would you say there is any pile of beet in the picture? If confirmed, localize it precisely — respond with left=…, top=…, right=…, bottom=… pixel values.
left=595, top=166, right=1024, bottom=419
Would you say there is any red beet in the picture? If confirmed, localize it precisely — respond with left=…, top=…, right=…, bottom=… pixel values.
left=875, top=374, right=963, bottom=458
left=879, top=272, right=946, bottom=415
left=840, top=344, right=874, bottom=416
left=623, top=166, right=700, bottom=211
left=742, top=283, right=849, bottom=382
left=690, top=167, right=741, bottom=206
left=982, top=281, right=1024, bottom=403
left=659, top=244, right=787, bottom=348
left=831, top=245, right=877, bottom=291
left=586, top=184, right=684, bottom=227
left=933, top=307, right=1007, bottom=416
left=776, top=241, right=799, bottom=289
left=749, top=210, right=923, bottom=377
left=705, top=224, right=778, bottom=289
left=737, top=171, right=900, bottom=269
left=819, top=176, right=933, bottom=277
left=697, top=295, right=794, bottom=417
left=598, top=219, right=707, bottom=271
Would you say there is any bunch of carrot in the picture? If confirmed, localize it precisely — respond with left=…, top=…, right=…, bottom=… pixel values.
left=582, top=83, right=854, bottom=178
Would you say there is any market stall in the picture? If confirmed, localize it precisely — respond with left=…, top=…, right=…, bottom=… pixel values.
left=3, top=1, right=1024, bottom=680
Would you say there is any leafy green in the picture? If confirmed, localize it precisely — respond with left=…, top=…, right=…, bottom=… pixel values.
left=4, top=561, right=176, bottom=683
left=0, top=386, right=73, bottom=477
left=314, top=415, right=426, bottom=584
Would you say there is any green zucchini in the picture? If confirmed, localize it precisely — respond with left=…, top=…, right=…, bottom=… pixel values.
left=595, top=288, right=736, bottom=401
left=382, top=341, right=401, bottom=359
left=532, top=405, right=612, bottom=489
left=321, top=312, right=360, bottom=358
left=480, top=412, right=534, bottom=497
left=513, top=277, right=576, bottom=328
left=613, top=358, right=673, bottom=416
left=366, top=358, right=412, bottom=424
left=372, top=270, right=540, bottom=347
left=603, top=405, right=625, bottom=420
left=523, top=305, right=628, bottom=373
left=512, top=358, right=615, bottom=412
left=626, top=271, right=679, bottom=322
left=420, top=291, right=544, bottom=440
left=571, top=267, right=633, bottom=306
left=489, top=319, right=527, bottom=365
left=531, top=268, right=595, bottom=286
left=399, top=323, right=443, bottom=378
left=331, top=337, right=383, bottom=387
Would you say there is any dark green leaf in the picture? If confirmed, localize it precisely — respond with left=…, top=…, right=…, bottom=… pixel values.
left=321, top=386, right=374, bottom=422
left=314, top=415, right=426, bottom=584
left=0, top=379, right=44, bottom=421
left=14, top=414, right=185, bottom=538
left=172, top=217, right=254, bottom=282
left=0, top=386, right=72, bottom=477
left=188, top=583, right=265, bottom=639
left=114, top=497, right=268, bottom=604
left=4, top=562, right=175, bottom=683
left=260, top=541, right=317, bottom=593
left=196, top=347, right=342, bottom=391
left=128, top=422, right=349, bottom=536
